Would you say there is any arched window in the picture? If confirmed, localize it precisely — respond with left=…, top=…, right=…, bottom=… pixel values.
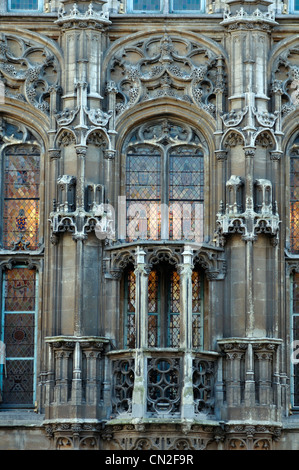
left=0, top=267, right=37, bottom=406
left=2, top=144, right=40, bottom=251
left=290, top=138, right=299, bottom=253
left=125, top=119, right=204, bottom=243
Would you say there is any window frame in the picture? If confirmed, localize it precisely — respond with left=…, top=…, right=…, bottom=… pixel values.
left=7, top=0, right=43, bottom=12
left=1, top=144, right=41, bottom=252
left=127, top=0, right=205, bottom=14
left=290, top=142, right=299, bottom=254
left=124, top=264, right=204, bottom=350
left=291, top=272, right=299, bottom=409
left=0, top=266, right=38, bottom=408
left=170, top=0, right=204, bottom=13
left=289, top=0, right=299, bottom=13
left=127, top=0, right=163, bottom=13
left=125, top=123, right=205, bottom=243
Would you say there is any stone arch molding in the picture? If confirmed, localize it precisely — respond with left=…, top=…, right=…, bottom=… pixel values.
left=269, top=37, right=299, bottom=126
left=0, top=30, right=62, bottom=117
left=105, top=31, right=227, bottom=125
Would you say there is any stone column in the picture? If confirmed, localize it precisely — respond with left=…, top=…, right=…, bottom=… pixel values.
left=71, top=341, right=82, bottom=404
left=54, top=347, right=73, bottom=404
left=179, top=246, right=195, bottom=419
left=132, top=247, right=149, bottom=417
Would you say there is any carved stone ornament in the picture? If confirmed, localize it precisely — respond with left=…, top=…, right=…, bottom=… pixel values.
left=216, top=175, right=280, bottom=245
left=271, top=45, right=299, bottom=120
left=0, top=33, right=59, bottom=114
left=109, top=34, right=226, bottom=119
left=55, top=1, right=111, bottom=28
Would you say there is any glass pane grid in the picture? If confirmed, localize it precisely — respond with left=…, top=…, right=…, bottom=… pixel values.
left=133, top=0, right=161, bottom=11
left=192, top=271, right=202, bottom=348
left=0, top=360, right=34, bottom=405
left=292, top=313, right=299, bottom=407
left=172, top=0, right=202, bottom=11
left=1, top=268, right=36, bottom=406
left=148, top=271, right=159, bottom=347
left=169, top=271, right=180, bottom=347
left=9, top=0, right=39, bottom=9
left=169, top=148, right=204, bottom=241
left=3, top=151, right=40, bottom=251
left=126, top=270, right=136, bottom=348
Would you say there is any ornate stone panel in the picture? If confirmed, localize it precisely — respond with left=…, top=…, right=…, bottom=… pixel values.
left=108, top=33, right=226, bottom=120
left=0, top=33, right=59, bottom=114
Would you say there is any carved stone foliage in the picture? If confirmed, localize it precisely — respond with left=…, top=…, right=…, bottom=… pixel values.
left=0, top=33, right=59, bottom=114
left=0, top=117, right=41, bottom=148
left=271, top=45, right=299, bottom=118
left=225, top=424, right=282, bottom=451
left=103, top=423, right=219, bottom=451
left=105, top=244, right=226, bottom=282
left=44, top=422, right=102, bottom=450
left=109, top=34, right=225, bottom=119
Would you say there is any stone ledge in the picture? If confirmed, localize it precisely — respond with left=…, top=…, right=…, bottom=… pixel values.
left=0, top=410, right=45, bottom=427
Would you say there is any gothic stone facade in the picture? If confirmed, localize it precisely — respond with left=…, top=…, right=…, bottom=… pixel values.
left=1, top=0, right=299, bottom=451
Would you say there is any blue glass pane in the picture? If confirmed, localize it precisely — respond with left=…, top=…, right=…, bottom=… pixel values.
left=295, top=0, right=299, bottom=10
left=172, top=0, right=201, bottom=10
left=10, top=0, right=38, bottom=9
left=133, top=0, right=161, bottom=11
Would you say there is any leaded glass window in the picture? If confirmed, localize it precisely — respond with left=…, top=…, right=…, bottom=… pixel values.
left=125, top=268, right=136, bottom=349
left=7, top=0, right=40, bottom=10
left=0, top=267, right=37, bottom=406
left=169, top=271, right=180, bottom=348
left=128, top=0, right=204, bottom=13
left=132, top=0, right=161, bottom=11
left=2, top=145, right=40, bottom=251
left=148, top=270, right=159, bottom=347
left=125, top=120, right=204, bottom=242
left=290, top=0, right=299, bottom=12
left=124, top=266, right=181, bottom=348
left=192, top=270, right=203, bottom=348
left=171, top=0, right=202, bottom=11
left=292, top=273, right=299, bottom=407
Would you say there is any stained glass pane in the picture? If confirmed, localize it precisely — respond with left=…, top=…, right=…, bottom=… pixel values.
left=126, top=269, right=136, bottom=348
left=169, top=271, right=180, bottom=347
left=1, top=360, right=34, bottom=405
left=3, top=146, right=40, bottom=250
left=172, top=0, right=202, bottom=11
left=169, top=147, right=204, bottom=241
left=148, top=271, right=159, bottom=347
left=1, top=268, right=36, bottom=405
left=4, top=268, right=36, bottom=312
left=126, top=145, right=161, bottom=241
left=133, top=0, right=161, bottom=11
left=192, top=271, right=202, bottom=348
left=4, top=314, right=35, bottom=358
left=9, top=0, right=39, bottom=9
left=293, top=274, right=299, bottom=406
